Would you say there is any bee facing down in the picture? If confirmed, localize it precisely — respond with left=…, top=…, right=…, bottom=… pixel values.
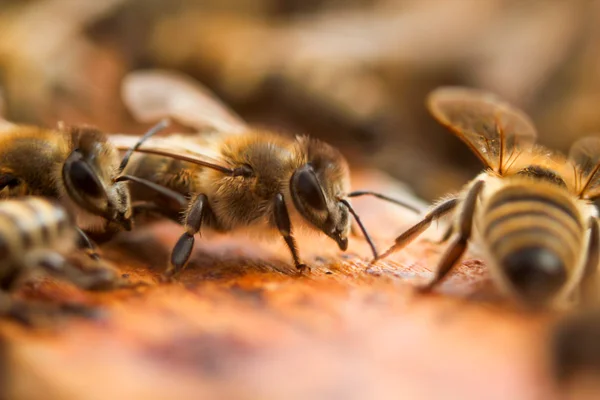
left=376, top=87, right=600, bottom=308
left=112, top=70, right=416, bottom=276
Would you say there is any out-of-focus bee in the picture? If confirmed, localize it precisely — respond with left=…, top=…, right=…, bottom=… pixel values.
left=376, top=87, right=600, bottom=308
left=0, top=197, right=121, bottom=322
left=111, top=70, right=417, bottom=276
left=0, top=118, right=184, bottom=254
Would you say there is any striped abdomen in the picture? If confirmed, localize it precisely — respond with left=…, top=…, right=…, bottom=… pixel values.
left=481, top=183, right=585, bottom=304
left=0, top=198, right=75, bottom=283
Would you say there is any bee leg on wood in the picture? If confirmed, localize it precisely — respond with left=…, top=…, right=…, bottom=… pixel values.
left=166, top=193, right=210, bottom=278
left=375, top=197, right=458, bottom=261
left=274, top=193, right=307, bottom=273
left=419, top=181, right=484, bottom=292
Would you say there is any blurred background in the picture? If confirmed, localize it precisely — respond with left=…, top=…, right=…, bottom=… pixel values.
left=0, top=0, right=599, bottom=200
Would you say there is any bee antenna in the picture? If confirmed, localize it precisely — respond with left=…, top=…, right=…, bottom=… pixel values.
left=118, top=118, right=170, bottom=174
left=115, top=175, right=188, bottom=208
left=339, top=199, right=378, bottom=260
left=347, top=190, right=421, bottom=214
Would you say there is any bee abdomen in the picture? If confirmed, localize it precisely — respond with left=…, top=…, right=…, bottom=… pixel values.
left=481, top=187, right=584, bottom=301
left=0, top=198, right=73, bottom=263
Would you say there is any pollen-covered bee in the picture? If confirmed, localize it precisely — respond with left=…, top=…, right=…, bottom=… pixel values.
left=376, top=87, right=600, bottom=308
left=0, top=118, right=183, bottom=255
left=0, top=197, right=121, bottom=322
left=111, top=70, right=416, bottom=277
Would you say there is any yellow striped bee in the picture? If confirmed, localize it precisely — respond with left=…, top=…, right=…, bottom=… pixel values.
left=0, top=197, right=121, bottom=321
left=377, top=87, right=600, bottom=308
left=110, top=70, right=416, bottom=277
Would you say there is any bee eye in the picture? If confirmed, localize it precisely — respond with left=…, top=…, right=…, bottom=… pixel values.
left=293, top=165, right=327, bottom=211
left=67, top=160, right=105, bottom=199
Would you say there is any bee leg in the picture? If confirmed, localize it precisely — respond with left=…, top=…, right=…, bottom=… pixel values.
left=578, top=218, right=600, bottom=306
left=375, top=197, right=458, bottom=261
left=273, top=193, right=306, bottom=272
left=419, top=181, right=484, bottom=292
left=75, top=227, right=100, bottom=261
left=166, top=194, right=209, bottom=278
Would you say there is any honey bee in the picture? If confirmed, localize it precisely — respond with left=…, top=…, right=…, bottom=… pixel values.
left=0, top=197, right=121, bottom=321
left=376, top=87, right=600, bottom=308
left=0, top=118, right=185, bottom=255
left=111, top=70, right=418, bottom=276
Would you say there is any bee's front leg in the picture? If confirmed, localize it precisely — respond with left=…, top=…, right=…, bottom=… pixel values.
left=273, top=193, right=307, bottom=273
left=166, top=193, right=210, bottom=278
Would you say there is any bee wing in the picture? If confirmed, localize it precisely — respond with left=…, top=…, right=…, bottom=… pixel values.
left=568, top=136, right=600, bottom=199
left=427, top=87, right=537, bottom=174
left=122, top=69, right=248, bottom=135
left=110, top=134, right=234, bottom=174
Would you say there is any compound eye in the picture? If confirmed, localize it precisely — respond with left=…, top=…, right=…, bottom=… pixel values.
left=67, top=159, right=105, bottom=199
left=294, top=165, right=327, bottom=211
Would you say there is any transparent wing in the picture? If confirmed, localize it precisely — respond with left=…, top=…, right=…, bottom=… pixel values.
left=568, top=135, right=600, bottom=199
left=427, top=87, right=537, bottom=174
left=122, top=70, right=248, bottom=134
left=110, top=134, right=233, bottom=174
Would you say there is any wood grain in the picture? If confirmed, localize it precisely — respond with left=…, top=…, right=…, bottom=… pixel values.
left=0, top=169, right=558, bottom=400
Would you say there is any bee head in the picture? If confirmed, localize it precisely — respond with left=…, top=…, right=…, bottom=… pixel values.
left=62, top=126, right=132, bottom=231
left=291, top=137, right=351, bottom=250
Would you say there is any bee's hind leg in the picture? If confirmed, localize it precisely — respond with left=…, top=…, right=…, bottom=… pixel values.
left=166, top=193, right=210, bottom=278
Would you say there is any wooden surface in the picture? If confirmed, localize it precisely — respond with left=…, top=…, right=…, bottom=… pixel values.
left=1, top=170, right=559, bottom=400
